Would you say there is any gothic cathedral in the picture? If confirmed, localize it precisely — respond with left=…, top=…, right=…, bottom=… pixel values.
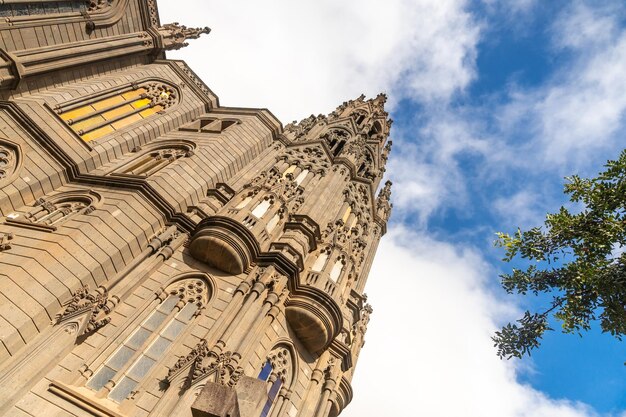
left=0, top=1, right=393, bottom=416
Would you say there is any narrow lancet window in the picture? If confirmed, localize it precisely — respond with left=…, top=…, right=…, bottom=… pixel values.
left=311, top=250, right=329, bottom=272
left=251, top=198, right=272, bottom=218
left=266, top=214, right=281, bottom=233
left=295, top=169, right=309, bottom=185
left=86, top=279, right=208, bottom=402
left=329, top=257, right=346, bottom=282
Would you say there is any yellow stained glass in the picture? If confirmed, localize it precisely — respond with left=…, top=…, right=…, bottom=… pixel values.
left=60, top=88, right=166, bottom=143
left=140, top=105, right=162, bottom=118
left=60, top=104, right=96, bottom=122
left=282, top=165, right=296, bottom=178
left=131, top=98, right=151, bottom=109
left=92, top=95, right=126, bottom=111
left=81, top=125, right=115, bottom=142
left=111, top=113, right=143, bottom=130
left=121, top=88, right=146, bottom=100
left=102, top=104, right=135, bottom=121
left=72, top=114, right=105, bottom=132
left=341, top=206, right=351, bottom=223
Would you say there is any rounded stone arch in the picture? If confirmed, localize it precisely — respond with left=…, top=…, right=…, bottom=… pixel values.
left=264, top=339, right=299, bottom=390
left=357, top=146, right=376, bottom=178
left=131, top=139, right=196, bottom=158
left=46, top=189, right=103, bottom=207
left=110, top=139, right=196, bottom=176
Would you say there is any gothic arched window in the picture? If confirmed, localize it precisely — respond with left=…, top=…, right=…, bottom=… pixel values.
left=357, top=149, right=375, bottom=178
left=112, top=144, right=193, bottom=177
left=57, top=81, right=179, bottom=143
left=352, top=110, right=368, bottom=127
left=86, top=278, right=209, bottom=403
left=324, top=130, right=349, bottom=157
left=6, top=191, right=100, bottom=230
left=258, top=345, right=295, bottom=417
left=311, top=247, right=331, bottom=272
left=251, top=196, right=275, bottom=219
left=329, top=255, right=347, bottom=282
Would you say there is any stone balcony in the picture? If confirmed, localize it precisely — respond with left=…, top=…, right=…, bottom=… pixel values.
left=189, top=215, right=345, bottom=355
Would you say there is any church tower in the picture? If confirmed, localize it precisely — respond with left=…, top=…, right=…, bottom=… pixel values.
left=0, top=1, right=392, bottom=416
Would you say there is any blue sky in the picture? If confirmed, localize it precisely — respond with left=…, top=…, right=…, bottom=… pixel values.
left=161, top=1, right=626, bottom=415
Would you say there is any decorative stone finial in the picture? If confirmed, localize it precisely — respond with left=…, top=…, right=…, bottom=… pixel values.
left=376, top=181, right=393, bottom=221
left=158, top=22, right=211, bottom=51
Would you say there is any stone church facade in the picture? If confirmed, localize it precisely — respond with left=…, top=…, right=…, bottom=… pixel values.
left=0, top=1, right=393, bottom=416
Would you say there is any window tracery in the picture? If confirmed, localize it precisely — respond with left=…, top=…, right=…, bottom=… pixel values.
left=0, top=139, right=20, bottom=187
left=5, top=191, right=99, bottom=230
left=322, top=129, right=349, bottom=157
left=57, top=82, right=178, bottom=143
left=351, top=109, right=368, bottom=127
left=86, top=278, right=208, bottom=403
left=0, top=0, right=112, bottom=18
left=258, top=345, right=294, bottom=417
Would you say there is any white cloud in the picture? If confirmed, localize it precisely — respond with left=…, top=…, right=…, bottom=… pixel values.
left=347, top=227, right=599, bottom=417
left=496, top=2, right=626, bottom=168
left=160, top=0, right=478, bottom=121
left=493, top=190, right=547, bottom=230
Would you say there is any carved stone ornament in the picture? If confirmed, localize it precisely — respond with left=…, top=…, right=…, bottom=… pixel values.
left=0, top=232, right=13, bottom=251
left=266, top=346, right=293, bottom=385
left=158, top=22, right=211, bottom=51
left=53, top=285, right=115, bottom=337
left=376, top=181, right=392, bottom=221
left=344, top=135, right=367, bottom=159
left=145, top=83, right=178, bottom=109
left=87, top=0, right=113, bottom=12
left=0, top=139, right=20, bottom=186
left=167, top=339, right=243, bottom=388
left=284, top=114, right=328, bottom=141
left=279, top=146, right=330, bottom=176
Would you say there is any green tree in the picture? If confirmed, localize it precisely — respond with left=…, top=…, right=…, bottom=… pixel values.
left=493, top=150, right=626, bottom=359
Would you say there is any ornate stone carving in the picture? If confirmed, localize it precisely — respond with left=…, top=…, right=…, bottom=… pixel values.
left=145, top=82, right=178, bottom=109
left=87, top=0, right=113, bottom=13
left=344, top=135, right=367, bottom=159
left=0, top=232, right=13, bottom=251
left=266, top=346, right=293, bottom=385
left=284, top=114, right=328, bottom=140
left=167, top=340, right=243, bottom=388
left=376, top=181, right=392, bottom=221
left=158, top=22, right=211, bottom=51
left=0, top=142, right=18, bottom=183
left=179, top=64, right=212, bottom=97
left=54, top=285, right=115, bottom=336
left=279, top=146, right=330, bottom=176
left=162, top=278, right=209, bottom=310
left=146, top=0, right=159, bottom=26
